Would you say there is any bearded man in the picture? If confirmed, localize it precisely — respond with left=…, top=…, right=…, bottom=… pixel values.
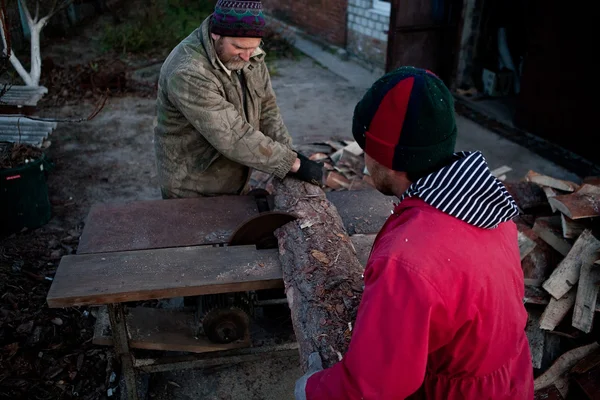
left=154, top=0, right=323, bottom=198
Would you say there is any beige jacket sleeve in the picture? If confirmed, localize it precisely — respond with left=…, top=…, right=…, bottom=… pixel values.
left=168, top=69, right=296, bottom=179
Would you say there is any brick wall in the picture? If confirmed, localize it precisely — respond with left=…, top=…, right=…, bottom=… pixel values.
left=262, top=0, right=348, bottom=47
left=347, top=0, right=389, bottom=69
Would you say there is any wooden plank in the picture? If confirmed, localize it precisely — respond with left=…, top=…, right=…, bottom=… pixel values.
left=77, top=196, right=260, bottom=254
left=534, top=342, right=600, bottom=391
left=533, top=216, right=573, bottom=256
left=572, top=261, right=600, bottom=333
left=93, top=306, right=249, bottom=353
left=46, top=245, right=283, bottom=308
left=561, top=214, right=588, bottom=239
left=526, top=170, right=579, bottom=192
left=350, top=234, right=376, bottom=268
left=539, top=287, right=576, bottom=331
left=549, top=185, right=600, bottom=220
left=518, top=230, right=537, bottom=261
left=542, top=230, right=600, bottom=300
left=526, top=308, right=546, bottom=369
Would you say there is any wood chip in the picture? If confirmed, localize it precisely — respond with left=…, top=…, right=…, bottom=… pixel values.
left=548, top=184, right=600, bottom=220
left=326, top=171, right=351, bottom=189
left=542, top=229, right=600, bottom=300
left=309, top=152, right=329, bottom=161
left=311, top=250, right=330, bottom=265
left=491, top=165, right=512, bottom=177
left=526, top=170, right=580, bottom=192
left=342, top=141, right=363, bottom=156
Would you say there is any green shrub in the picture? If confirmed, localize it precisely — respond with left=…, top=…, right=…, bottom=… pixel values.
left=101, top=0, right=214, bottom=54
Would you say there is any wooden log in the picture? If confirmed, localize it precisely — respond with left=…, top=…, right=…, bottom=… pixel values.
left=549, top=185, right=600, bottom=220
left=526, top=170, right=579, bottom=192
left=542, top=229, right=600, bottom=300
left=273, top=178, right=365, bottom=369
left=518, top=230, right=537, bottom=261
left=572, top=261, right=600, bottom=333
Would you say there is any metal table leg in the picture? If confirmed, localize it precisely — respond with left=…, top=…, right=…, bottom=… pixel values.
left=108, top=303, right=140, bottom=400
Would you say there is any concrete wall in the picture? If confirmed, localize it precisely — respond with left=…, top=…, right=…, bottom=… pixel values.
left=262, top=0, right=348, bottom=48
left=347, top=0, right=390, bottom=69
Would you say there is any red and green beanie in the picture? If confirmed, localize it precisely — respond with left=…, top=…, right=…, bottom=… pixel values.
left=352, top=66, right=457, bottom=179
left=210, top=0, right=266, bottom=38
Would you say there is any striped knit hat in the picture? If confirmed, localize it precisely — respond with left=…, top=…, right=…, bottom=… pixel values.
left=210, top=0, right=266, bottom=38
left=352, top=66, right=457, bottom=179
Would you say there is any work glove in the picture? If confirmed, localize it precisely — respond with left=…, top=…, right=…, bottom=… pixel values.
left=294, top=352, right=323, bottom=400
left=293, top=152, right=325, bottom=187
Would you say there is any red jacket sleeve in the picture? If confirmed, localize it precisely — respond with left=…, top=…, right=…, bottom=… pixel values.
left=305, top=256, right=451, bottom=400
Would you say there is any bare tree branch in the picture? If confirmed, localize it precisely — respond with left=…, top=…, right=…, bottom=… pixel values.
left=16, top=90, right=110, bottom=123
left=18, top=0, right=33, bottom=25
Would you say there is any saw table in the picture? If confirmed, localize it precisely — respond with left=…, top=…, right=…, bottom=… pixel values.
left=46, top=188, right=394, bottom=400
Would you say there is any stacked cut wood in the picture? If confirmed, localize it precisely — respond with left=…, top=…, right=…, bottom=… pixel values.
left=249, top=139, right=374, bottom=192
left=504, top=170, right=600, bottom=400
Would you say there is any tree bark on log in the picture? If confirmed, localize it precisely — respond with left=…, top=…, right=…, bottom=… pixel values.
left=273, top=178, right=365, bottom=370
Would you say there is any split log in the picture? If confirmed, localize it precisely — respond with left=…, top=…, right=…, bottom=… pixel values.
left=273, top=178, right=365, bottom=369
left=526, top=170, right=579, bottom=192
left=543, top=187, right=559, bottom=213
left=561, top=214, right=588, bottom=239
left=572, top=261, right=600, bottom=333
left=534, top=342, right=600, bottom=391
left=533, top=217, right=573, bottom=256
left=526, top=308, right=546, bottom=369
left=542, top=229, right=600, bottom=300
left=539, top=288, right=576, bottom=331
left=549, top=185, right=600, bottom=220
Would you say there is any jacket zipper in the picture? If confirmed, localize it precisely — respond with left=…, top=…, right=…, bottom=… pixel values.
left=237, top=70, right=248, bottom=122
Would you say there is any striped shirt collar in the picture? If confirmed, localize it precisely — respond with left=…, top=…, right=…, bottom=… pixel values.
left=398, top=151, right=519, bottom=229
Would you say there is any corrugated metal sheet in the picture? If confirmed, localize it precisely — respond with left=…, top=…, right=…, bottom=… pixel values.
left=0, top=85, right=48, bottom=106
left=0, top=116, right=57, bottom=147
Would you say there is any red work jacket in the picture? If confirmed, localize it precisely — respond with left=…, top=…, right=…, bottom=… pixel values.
left=306, top=198, right=534, bottom=399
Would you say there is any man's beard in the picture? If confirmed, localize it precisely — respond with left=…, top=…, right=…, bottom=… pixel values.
left=224, top=57, right=247, bottom=71
left=215, top=40, right=249, bottom=71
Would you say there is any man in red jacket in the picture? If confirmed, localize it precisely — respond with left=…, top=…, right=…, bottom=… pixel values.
left=294, top=67, right=534, bottom=399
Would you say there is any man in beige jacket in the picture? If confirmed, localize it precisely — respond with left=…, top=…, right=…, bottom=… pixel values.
left=154, top=0, right=323, bottom=198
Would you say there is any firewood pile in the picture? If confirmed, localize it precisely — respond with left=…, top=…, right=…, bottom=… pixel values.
left=249, top=139, right=374, bottom=192
left=504, top=171, right=600, bottom=400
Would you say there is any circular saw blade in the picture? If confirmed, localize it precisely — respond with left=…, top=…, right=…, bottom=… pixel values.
left=228, top=211, right=297, bottom=249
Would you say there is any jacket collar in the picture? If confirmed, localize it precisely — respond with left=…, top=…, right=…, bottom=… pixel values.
left=199, top=16, right=266, bottom=75
left=398, top=151, right=519, bottom=229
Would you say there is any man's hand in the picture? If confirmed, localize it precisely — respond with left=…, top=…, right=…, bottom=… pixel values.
left=291, top=153, right=325, bottom=186
left=294, top=352, right=323, bottom=400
